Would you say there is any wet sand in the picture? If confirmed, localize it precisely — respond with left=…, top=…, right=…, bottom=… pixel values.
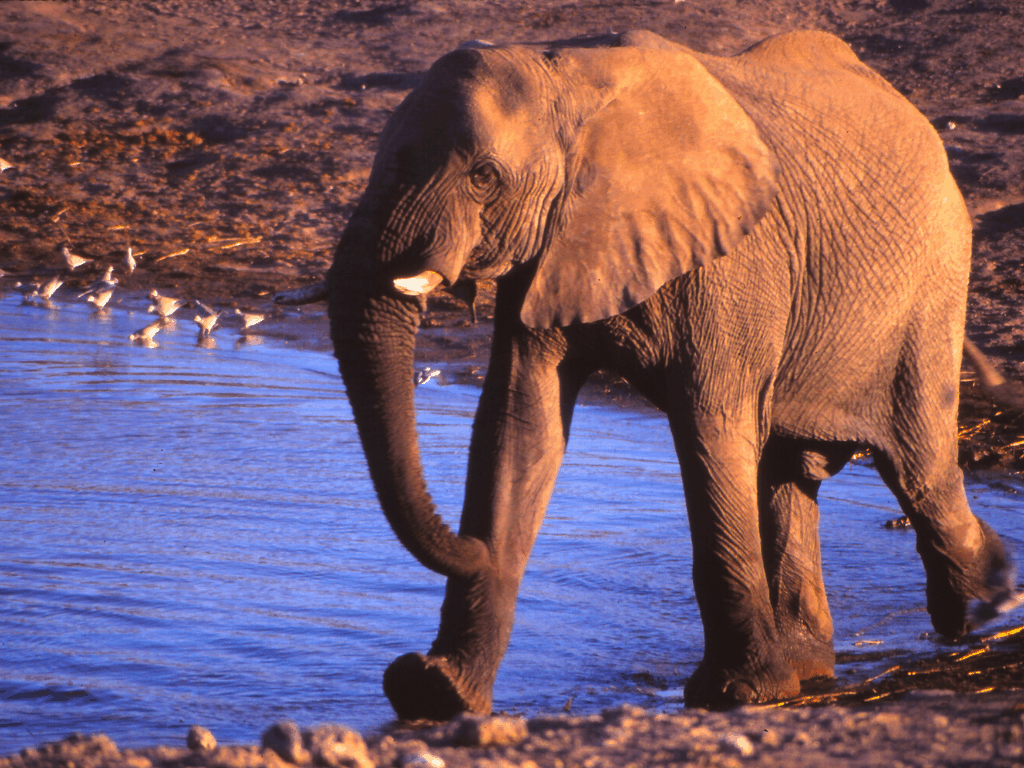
left=3, top=1, right=1024, bottom=765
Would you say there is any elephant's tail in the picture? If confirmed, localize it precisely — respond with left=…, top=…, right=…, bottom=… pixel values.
left=962, top=337, right=1024, bottom=415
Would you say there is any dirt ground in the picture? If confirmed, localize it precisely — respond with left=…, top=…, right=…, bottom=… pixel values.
left=3, top=1, right=1024, bottom=765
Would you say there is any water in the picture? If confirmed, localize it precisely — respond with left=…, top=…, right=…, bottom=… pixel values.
left=2, top=292, right=1022, bottom=754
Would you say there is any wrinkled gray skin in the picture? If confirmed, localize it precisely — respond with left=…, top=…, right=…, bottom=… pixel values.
left=324, top=29, right=1012, bottom=718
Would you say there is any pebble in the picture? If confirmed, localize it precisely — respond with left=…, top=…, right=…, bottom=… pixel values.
left=722, top=733, right=755, bottom=757
left=305, top=725, right=373, bottom=768
left=399, top=752, right=445, bottom=768
left=261, top=720, right=310, bottom=765
left=759, top=727, right=782, bottom=748
left=449, top=713, right=529, bottom=747
left=186, top=726, right=216, bottom=752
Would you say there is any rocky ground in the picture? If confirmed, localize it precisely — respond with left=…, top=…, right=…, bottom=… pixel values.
left=3, top=0, right=1024, bottom=765
left=3, top=685, right=1024, bottom=768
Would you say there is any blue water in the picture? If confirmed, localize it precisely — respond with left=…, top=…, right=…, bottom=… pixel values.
left=1, top=291, right=1022, bottom=754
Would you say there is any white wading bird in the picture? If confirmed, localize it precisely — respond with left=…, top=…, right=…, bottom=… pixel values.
left=77, top=266, right=118, bottom=298
left=234, top=308, right=265, bottom=330
left=38, top=275, right=63, bottom=300
left=88, top=287, right=116, bottom=310
left=413, top=367, right=441, bottom=386
left=122, top=247, right=137, bottom=275
left=129, top=319, right=165, bottom=342
left=194, top=301, right=222, bottom=337
left=147, top=291, right=186, bottom=319
left=61, top=245, right=93, bottom=271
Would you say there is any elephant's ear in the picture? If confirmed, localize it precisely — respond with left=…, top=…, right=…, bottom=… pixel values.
left=520, top=47, right=778, bottom=328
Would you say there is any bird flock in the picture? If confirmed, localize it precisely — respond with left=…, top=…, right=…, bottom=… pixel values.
left=3, top=236, right=451, bottom=383
left=9, top=238, right=267, bottom=348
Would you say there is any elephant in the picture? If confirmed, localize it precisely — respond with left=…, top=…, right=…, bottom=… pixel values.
left=310, top=29, right=1017, bottom=718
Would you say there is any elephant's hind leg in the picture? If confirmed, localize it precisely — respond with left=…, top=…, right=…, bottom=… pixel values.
left=875, top=339, right=1012, bottom=638
left=875, top=448, right=1011, bottom=638
left=757, top=438, right=854, bottom=681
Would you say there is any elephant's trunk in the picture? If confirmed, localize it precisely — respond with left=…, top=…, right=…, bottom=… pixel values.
left=329, top=257, right=490, bottom=580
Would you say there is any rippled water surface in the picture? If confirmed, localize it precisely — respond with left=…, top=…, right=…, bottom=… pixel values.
left=2, top=293, right=1023, bottom=754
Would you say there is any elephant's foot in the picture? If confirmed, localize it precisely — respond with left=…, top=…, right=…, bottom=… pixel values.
left=383, top=652, right=492, bottom=721
left=683, top=654, right=800, bottom=709
left=777, top=627, right=835, bottom=681
left=924, top=518, right=1014, bottom=638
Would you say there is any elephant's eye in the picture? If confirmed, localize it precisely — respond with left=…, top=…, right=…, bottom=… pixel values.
left=469, top=162, right=499, bottom=190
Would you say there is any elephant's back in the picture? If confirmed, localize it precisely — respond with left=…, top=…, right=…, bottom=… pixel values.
left=698, top=29, right=970, bottom=308
left=697, top=32, right=971, bottom=444
left=697, top=31, right=951, bottom=187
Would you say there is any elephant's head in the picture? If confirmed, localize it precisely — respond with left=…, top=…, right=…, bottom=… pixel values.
left=328, top=33, right=777, bottom=579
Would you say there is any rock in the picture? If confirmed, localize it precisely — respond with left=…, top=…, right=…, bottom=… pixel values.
left=15, top=733, right=123, bottom=768
left=262, top=720, right=311, bottom=764
left=602, top=704, right=647, bottom=724
left=370, top=735, right=398, bottom=767
left=722, top=733, right=755, bottom=757
left=449, top=713, right=529, bottom=747
left=186, top=725, right=217, bottom=752
left=398, top=752, right=445, bottom=768
left=759, top=728, right=782, bottom=748
left=872, top=711, right=904, bottom=739
left=304, top=725, right=374, bottom=768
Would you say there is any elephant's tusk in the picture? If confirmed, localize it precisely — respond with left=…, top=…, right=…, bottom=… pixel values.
left=274, top=280, right=329, bottom=305
left=393, top=270, right=444, bottom=297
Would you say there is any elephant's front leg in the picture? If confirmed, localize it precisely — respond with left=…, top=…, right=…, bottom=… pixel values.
left=670, top=411, right=802, bottom=708
left=384, top=330, right=583, bottom=720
